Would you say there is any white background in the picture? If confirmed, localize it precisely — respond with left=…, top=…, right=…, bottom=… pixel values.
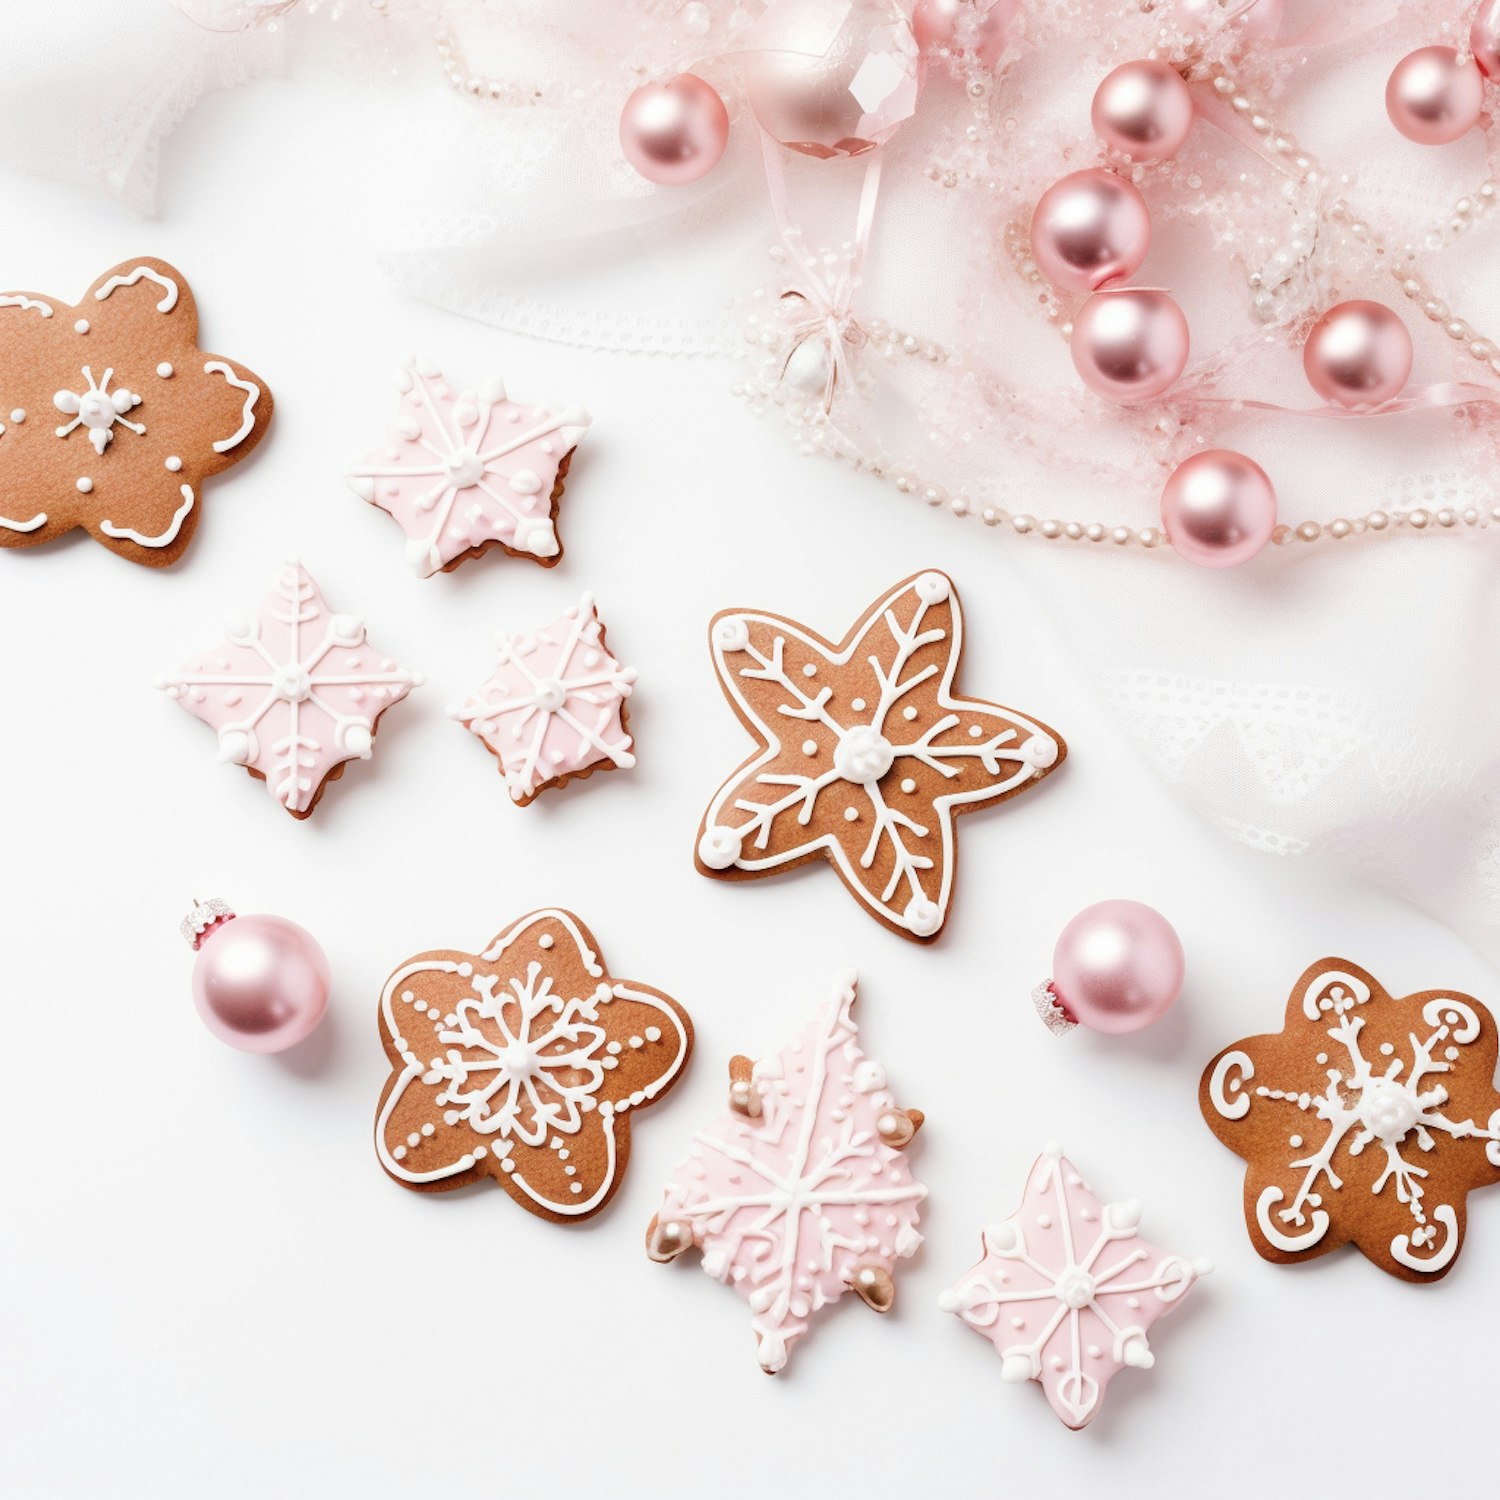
left=2, top=52, right=1496, bottom=1500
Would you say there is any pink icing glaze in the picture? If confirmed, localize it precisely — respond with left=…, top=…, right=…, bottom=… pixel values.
left=654, top=972, right=926, bottom=1373
left=160, top=561, right=423, bottom=816
left=450, top=592, right=636, bottom=805
left=940, top=1145, right=1210, bottom=1430
left=347, top=355, right=590, bottom=577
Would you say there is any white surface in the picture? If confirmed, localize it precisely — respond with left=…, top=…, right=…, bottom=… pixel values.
left=2, top=65, right=1495, bottom=1500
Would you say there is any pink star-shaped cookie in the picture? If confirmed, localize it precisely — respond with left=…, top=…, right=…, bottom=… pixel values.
left=647, top=972, right=927, bottom=1373
left=940, top=1145, right=1210, bottom=1430
left=160, top=561, right=423, bottom=817
left=448, top=592, right=636, bottom=806
left=347, top=354, right=590, bottom=577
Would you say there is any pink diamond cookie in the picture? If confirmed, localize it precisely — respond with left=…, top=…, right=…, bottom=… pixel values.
left=647, top=972, right=927, bottom=1374
left=160, top=561, right=424, bottom=818
left=449, top=592, right=637, bottom=806
left=347, top=355, right=590, bottom=577
left=940, top=1144, right=1210, bottom=1430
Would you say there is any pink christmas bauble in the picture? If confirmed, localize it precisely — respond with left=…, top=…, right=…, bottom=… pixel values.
left=1386, top=46, right=1484, bottom=145
left=1051, top=900, right=1185, bottom=1036
left=1030, top=169, right=1151, bottom=293
left=1071, top=287, right=1189, bottom=403
left=1091, top=60, right=1194, bottom=161
left=1161, top=449, right=1277, bottom=568
left=1474, top=1, right=1500, bottom=78
left=746, top=0, right=922, bottom=158
left=911, top=0, right=1017, bottom=69
left=188, top=903, right=330, bottom=1054
left=620, top=74, right=730, bottom=185
left=1303, top=300, right=1412, bottom=409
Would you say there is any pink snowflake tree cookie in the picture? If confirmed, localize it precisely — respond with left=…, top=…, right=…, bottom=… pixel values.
left=159, top=561, right=423, bottom=818
left=448, top=592, right=637, bottom=806
left=940, top=1144, right=1211, bottom=1430
left=647, top=971, right=927, bottom=1374
left=347, top=354, right=590, bottom=577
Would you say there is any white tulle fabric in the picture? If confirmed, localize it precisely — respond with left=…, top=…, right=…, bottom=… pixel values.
left=10, top=0, right=1500, bottom=961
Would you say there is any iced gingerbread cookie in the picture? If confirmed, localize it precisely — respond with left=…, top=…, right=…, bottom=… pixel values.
left=448, top=592, right=636, bottom=805
left=0, top=257, right=271, bottom=566
left=1201, top=957, right=1500, bottom=1282
left=347, top=355, right=589, bottom=577
left=695, top=570, right=1065, bottom=942
left=159, top=561, right=423, bottom=818
left=940, top=1144, right=1210, bottom=1431
left=647, top=972, right=926, bottom=1373
left=376, top=909, right=692, bottom=1222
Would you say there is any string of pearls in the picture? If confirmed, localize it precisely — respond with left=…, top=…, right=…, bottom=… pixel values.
left=434, top=24, right=545, bottom=105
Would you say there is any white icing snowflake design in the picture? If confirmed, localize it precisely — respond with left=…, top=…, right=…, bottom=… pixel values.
left=940, top=1145, right=1210, bottom=1430
left=347, top=355, right=590, bottom=577
left=650, top=972, right=926, bottom=1373
left=1203, top=959, right=1500, bottom=1281
left=696, top=571, right=1064, bottom=940
left=449, top=592, right=636, bottom=805
left=53, top=366, right=144, bottom=455
left=160, top=561, right=424, bottom=817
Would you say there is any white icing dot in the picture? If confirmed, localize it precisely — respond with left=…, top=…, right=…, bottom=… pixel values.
left=843, top=807, right=859, bottom=822
left=1290, top=1134, right=1303, bottom=1148
left=802, top=663, right=817, bottom=678
left=392, top=1146, right=407, bottom=1160
left=156, top=362, right=173, bottom=378
left=969, top=724, right=983, bottom=738
left=851, top=697, right=866, bottom=711
left=420, top=1123, right=435, bottom=1137
left=902, top=706, right=918, bottom=721
left=165, top=456, right=182, bottom=472
left=802, top=739, right=818, bottom=755
left=406, top=1132, right=420, bottom=1148
left=1037, top=1213, right=1052, bottom=1229
left=75, top=477, right=92, bottom=492
left=538, top=933, right=554, bottom=950
left=74, top=318, right=89, bottom=334
left=570, top=1183, right=583, bottom=1195
left=900, top=778, right=916, bottom=793
left=645, top=1026, right=661, bottom=1041
left=9, top=409, right=23, bottom=423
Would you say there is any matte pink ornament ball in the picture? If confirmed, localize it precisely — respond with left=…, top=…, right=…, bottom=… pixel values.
left=619, top=74, right=730, bottom=185
left=1474, top=1, right=1500, bottom=78
left=1047, top=900, right=1185, bottom=1036
left=911, top=0, right=1017, bottom=70
left=1386, top=46, right=1484, bottom=145
left=1030, top=169, right=1152, bottom=293
left=1071, top=287, right=1189, bottom=403
left=1303, top=300, right=1412, bottom=410
left=186, top=900, right=330, bottom=1054
left=1161, top=449, right=1277, bottom=568
left=1091, top=60, right=1195, bottom=161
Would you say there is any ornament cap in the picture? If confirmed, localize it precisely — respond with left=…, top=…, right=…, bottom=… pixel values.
left=181, top=896, right=235, bottom=950
left=1033, top=979, right=1078, bottom=1036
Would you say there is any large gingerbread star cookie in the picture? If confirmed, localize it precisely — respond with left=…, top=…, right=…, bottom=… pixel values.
left=375, top=909, right=693, bottom=1224
left=1201, top=957, right=1500, bottom=1282
left=0, top=257, right=271, bottom=566
left=694, top=570, right=1066, bottom=941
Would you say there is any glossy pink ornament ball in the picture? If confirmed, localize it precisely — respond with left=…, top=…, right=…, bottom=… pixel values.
left=1091, top=60, right=1194, bottom=161
left=1386, top=46, right=1484, bottom=145
left=1473, top=1, right=1500, bottom=78
left=1030, top=169, right=1151, bottom=293
left=184, top=898, right=330, bottom=1054
left=1161, top=449, right=1277, bottom=568
left=911, top=0, right=1017, bottom=69
left=1303, top=300, right=1412, bottom=410
left=1036, top=900, right=1185, bottom=1036
left=620, top=74, right=730, bottom=185
left=1071, top=287, right=1189, bottom=403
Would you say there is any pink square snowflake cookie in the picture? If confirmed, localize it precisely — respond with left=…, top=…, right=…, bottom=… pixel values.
left=940, top=1144, right=1210, bottom=1430
left=647, top=972, right=927, bottom=1374
left=449, top=592, right=637, bottom=806
left=347, top=354, right=589, bottom=577
left=159, top=561, right=423, bottom=818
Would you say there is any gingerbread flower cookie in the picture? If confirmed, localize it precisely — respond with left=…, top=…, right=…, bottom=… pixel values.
left=1201, top=957, right=1500, bottom=1282
left=376, top=909, right=692, bottom=1222
left=448, top=592, right=636, bottom=805
left=160, top=561, right=423, bottom=818
left=0, top=257, right=271, bottom=566
left=647, top=972, right=926, bottom=1373
left=347, top=355, right=589, bottom=577
left=940, top=1145, right=1210, bottom=1431
left=695, top=571, right=1065, bottom=941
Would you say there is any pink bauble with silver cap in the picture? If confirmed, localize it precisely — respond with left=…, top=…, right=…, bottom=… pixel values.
left=1091, top=60, right=1195, bottom=161
left=1030, top=169, right=1152, bottom=294
left=1034, top=900, right=1185, bottom=1036
left=619, top=73, right=730, bottom=186
left=1161, top=449, right=1277, bottom=568
left=1386, top=46, right=1484, bottom=145
left=182, top=897, right=330, bottom=1054
left=1070, top=287, right=1189, bottom=403
left=1302, top=300, right=1412, bottom=410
